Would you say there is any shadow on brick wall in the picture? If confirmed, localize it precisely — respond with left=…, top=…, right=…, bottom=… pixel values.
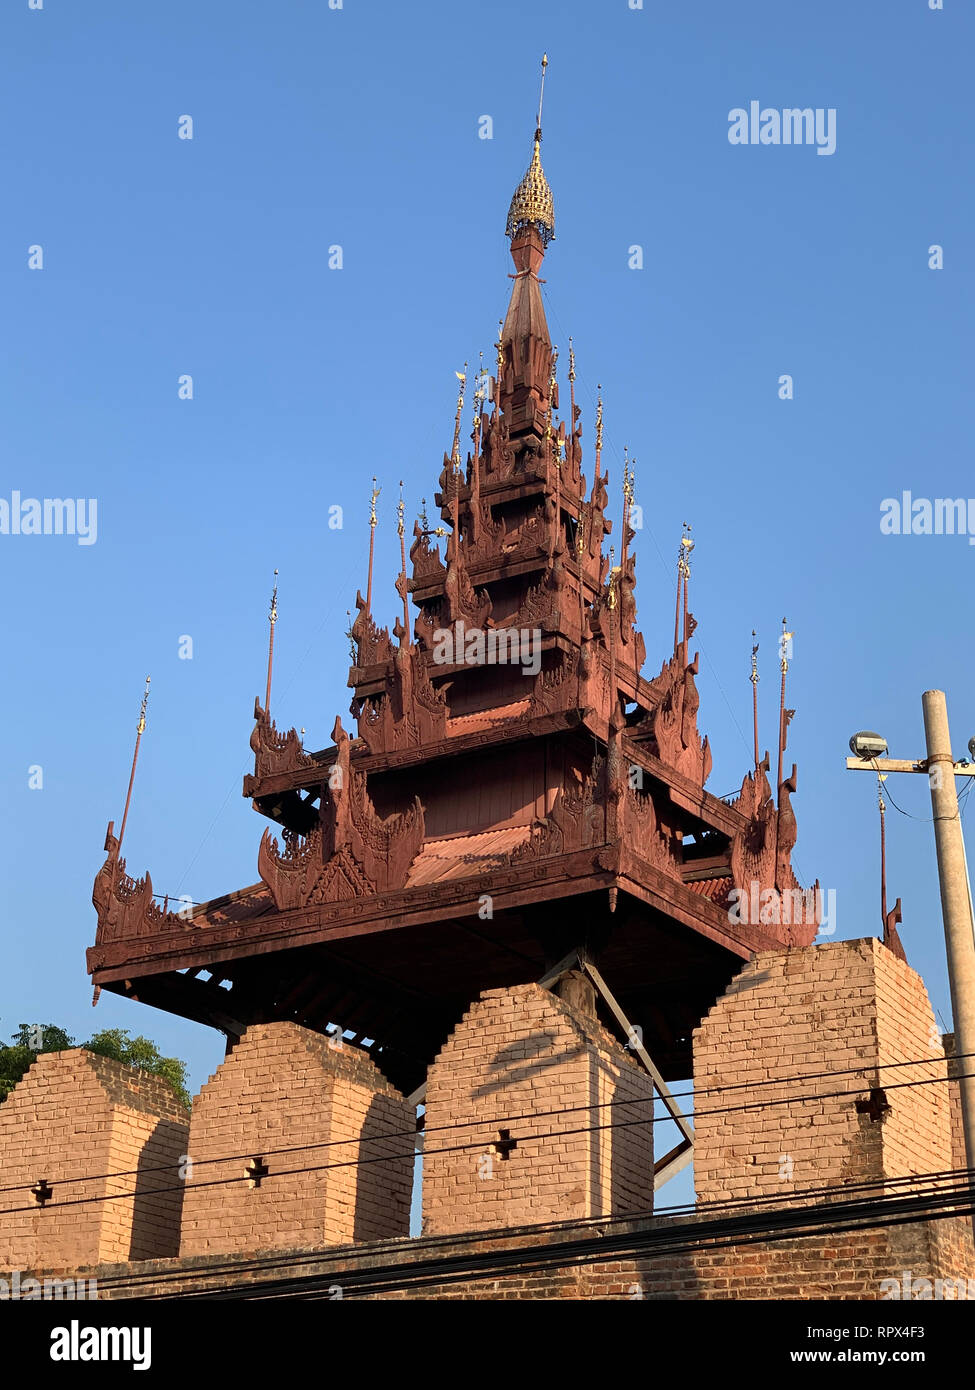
left=128, top=1119, right=188, bottom=1261
left=354, top=1092, right=413, bottom=1243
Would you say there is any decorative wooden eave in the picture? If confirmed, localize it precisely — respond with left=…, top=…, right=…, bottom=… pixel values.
left=88, top=835, right=797, bottom=989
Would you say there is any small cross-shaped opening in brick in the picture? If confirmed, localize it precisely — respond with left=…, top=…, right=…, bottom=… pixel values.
left=855, top=1087, right=890, bottom=1123
left=245, top=1156, right=270, bottom=1188
left=31, top=1179, right=53, bottom=1207
left=492, top=1129, right=518, bottom=1161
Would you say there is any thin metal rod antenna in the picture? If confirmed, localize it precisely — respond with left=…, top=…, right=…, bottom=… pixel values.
left=118, top=676, right=151, bottom=851
left=536, top=53, right=548, bottom=133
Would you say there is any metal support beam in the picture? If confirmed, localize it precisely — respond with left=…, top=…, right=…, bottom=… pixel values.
left=538, top=951, right=694, bottom=1189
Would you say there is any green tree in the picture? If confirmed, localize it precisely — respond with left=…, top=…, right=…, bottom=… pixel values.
left=84, top=1027, right=191, bottom=1110
left=0, top=1022, right=190, bottom=1109
left=0, top=1024, right=74, bottom=1100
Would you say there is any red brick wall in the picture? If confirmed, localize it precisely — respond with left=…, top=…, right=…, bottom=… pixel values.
left=693, top=939, right=954, bottom=1205
left=0, top=1049, right=188, bottom=1268
left=178, top=1023, right=414, bottom=1255
left=422, top=984, right=655, bottom=1235
left=55, top=1209, right=975, bottom=1300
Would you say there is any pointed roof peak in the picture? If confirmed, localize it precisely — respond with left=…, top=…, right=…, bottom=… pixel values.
left=506, top=55, right=555, bottom=249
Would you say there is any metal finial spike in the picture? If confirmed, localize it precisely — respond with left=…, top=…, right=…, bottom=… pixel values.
left=397, top=481, right=405, bottom=539
left=369, top=478, right=381, bottom=528
left=137, top=675, right=151, bottom=734
left=568, top=337, right=576, bottom=382
left=269, top=568, right=279, bottom=625
left=537, top=53, right=549, bottom=134
left=506, top=63, right=555, bottom=247
left=451, top=365, right=468, bottom=468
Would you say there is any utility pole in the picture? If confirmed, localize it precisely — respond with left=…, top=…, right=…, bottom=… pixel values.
left=921, top=691, right=975, bottom=1186
left=847, top=690, right=975, bottom=1197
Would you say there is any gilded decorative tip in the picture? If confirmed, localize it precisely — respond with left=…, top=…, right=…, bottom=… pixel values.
left=137, top=675, right=151, bottom=734
left=397, top=481, right=405, bottom=539
left=268, top=568, right=279, bottom=625
left=369, top=478, right=381, bottom=528
left=506, top=56, right=555, bottom=248
left=780, top=616, right=794, bottom=672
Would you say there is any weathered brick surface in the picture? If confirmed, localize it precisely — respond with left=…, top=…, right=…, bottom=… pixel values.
left=693, top=939, right=954, bottom=1205
left=0, top=1049, right=188, bottom=1268
left=422, top=983, right=655, bottom=1235
left=178, top=1023, right=413, bottom=1255
left=47, top=1208, right=975, bottom=1300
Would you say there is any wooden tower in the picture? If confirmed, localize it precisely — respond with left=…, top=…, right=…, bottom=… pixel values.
left=88, top=102, right=819, bottom=1130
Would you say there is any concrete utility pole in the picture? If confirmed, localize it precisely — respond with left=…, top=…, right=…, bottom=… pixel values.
left=847, top=690, right=975, bottom=1193
left=921, top=691, right=975, bottom=1183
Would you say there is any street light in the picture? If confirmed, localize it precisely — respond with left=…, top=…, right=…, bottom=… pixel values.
left=849, top=731, right=888, bottom=761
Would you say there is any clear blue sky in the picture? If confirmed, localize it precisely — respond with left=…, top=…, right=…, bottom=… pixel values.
left=2, top=0, right=972, bottom=1211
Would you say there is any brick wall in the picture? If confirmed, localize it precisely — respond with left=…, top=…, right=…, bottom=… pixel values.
left=693, top=939, right=954, bottom=1205
left=178, top=1022, right=414, bottom=1255
left=0, top=1049, right=188, bottom=1269
left=422, top=983, right=655, bottom=1235
left=51, top=1207, right=975, bottom=1300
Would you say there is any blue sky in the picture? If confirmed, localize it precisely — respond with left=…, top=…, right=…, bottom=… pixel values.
left=1, top=0, right=972, bottom=1211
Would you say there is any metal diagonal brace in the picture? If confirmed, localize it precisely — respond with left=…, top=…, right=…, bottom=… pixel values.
left=538, top=952, right=694, bottom=1189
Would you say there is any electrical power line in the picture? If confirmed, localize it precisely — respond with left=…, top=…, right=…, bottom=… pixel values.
left=4, top=1066, right=973, bottom=1220
left=2, top=1043, right=969, bottom=1199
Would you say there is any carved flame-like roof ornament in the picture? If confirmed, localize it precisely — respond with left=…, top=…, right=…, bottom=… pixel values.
left=506, top=55, right=555, bottom=248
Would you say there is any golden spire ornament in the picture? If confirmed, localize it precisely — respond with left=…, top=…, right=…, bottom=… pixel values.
left=506, top=54, right=555, bottom=247
left=451, top=366, right=467, bottom=471
left=366, top=480, right=380, bottom=612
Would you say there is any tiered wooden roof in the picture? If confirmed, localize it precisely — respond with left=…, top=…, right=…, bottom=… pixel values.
left=88, top=123, right=819, bottom=1092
